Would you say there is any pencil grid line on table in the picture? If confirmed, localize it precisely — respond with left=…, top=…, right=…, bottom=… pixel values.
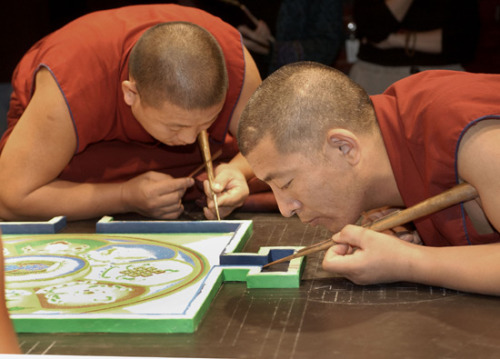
left=269, top=297, right=296, bottom=359
left=274, top=218, right=465, bottom=304
left=257, top=297, right=282, bottom=358
left=304, top=277, right=462, bottom=305
left=199, top=280, right=466, bottom=358
left=18, top=340, right=35, bottom=354
left=241, top=222, right=289, bottom=251
left=23, top=340, right=39, bottom=354
left=290, top=297, right=310, bottom=359
left=251, top=297, right=305, bottom=359
left=20, top=339, right=56, bottom=355
left=245, top=217, right=461, bottom=303
left=214, top=286, right=309, bottom=359
left=302, top=225, right=331, bottom=279
left=41, top=340, right=56, bottom=355
left=231, top=295, right=254, bottom=347
left=243, top=219, right=330, bottom=253
left=18, top=338, right=65, bottom=355
left=217, top=286, right=245, bottom=345
left=265, top=223, right=287, bottom=247
left=12, top=214, right=475, bottom=358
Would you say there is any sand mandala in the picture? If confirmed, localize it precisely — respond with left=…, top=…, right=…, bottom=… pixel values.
left=2, top=218, right=305, bottom=333
left=5, top=234, right=209, bottom=313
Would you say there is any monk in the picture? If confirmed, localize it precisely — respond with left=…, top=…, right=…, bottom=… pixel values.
left=238, top=61, right=500, bottom=296
left=0, top=4, right=262, bottom=221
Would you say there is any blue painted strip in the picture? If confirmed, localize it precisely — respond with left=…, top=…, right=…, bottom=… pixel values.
left=0, top=216, right=66, bottom=234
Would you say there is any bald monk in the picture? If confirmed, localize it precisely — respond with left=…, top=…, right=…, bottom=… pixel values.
left=238, top=62, right=500, bottom=296
left=0, top=4, right=262, bottom=221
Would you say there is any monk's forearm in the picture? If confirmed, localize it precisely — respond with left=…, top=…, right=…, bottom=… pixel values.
left=406, top=242, right=500, bottom=296
left=0, top=180, right=127, bottom=221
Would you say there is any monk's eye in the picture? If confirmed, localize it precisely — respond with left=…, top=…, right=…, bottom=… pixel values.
left=279, top=180, right=293, bottom=190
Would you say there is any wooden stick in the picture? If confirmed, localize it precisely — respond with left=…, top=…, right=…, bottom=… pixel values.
left=187, top=149, right=222, bottom=178
left=198, top=130, right=221, bottom=221
left=262, top=182, right=479, bottom=268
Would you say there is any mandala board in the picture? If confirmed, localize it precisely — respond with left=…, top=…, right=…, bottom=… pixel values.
left=3, top=217, right=305, bottom=333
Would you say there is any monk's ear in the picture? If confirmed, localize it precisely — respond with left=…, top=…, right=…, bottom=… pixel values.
left=325, top=128, right=361, bottom=166
left=122, top=80, right=138, bottom=106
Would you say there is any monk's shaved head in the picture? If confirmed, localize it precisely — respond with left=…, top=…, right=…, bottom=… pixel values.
left=238, top=62, right=376, bottom=156
left=129, top=22, right=228, bottom=109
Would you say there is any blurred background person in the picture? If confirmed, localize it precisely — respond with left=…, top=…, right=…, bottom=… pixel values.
left=182, top=0, right=344, bottom=78
left=349, top=0, right=480, bottom=94
left=240, top=0, right=344, bottom=76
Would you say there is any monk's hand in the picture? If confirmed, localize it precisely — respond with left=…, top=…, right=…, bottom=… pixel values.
left=121, top=171, right=194, bottom=219
left=360, top=207, right=423, bottom=245
left=323, top=225, right=416, bottom=285
left=202, top=163, right=249, bottom=220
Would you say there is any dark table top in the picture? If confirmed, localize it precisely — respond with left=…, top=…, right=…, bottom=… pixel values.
left=17, top=212, right=500, bottom=358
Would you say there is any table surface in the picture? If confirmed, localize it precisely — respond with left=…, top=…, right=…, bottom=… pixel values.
left=16, top=212, right=500, bottom=359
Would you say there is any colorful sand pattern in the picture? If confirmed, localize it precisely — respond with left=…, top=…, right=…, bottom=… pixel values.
left=4, top=234, right=223, bottom=314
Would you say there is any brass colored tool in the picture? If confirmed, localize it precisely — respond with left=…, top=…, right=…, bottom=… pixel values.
left=263, top=182, right=479, bottom=268
left=198, top=130, right=221, bottom=221
left=188, top=149, right=222, bottom=178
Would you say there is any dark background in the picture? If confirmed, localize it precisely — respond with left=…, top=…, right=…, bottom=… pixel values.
left=1, top=0, right=500, bottom=83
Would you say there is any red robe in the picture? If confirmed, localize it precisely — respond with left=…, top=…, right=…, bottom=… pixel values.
left=1, top=4, right=245, bottom=184
left=373, top=70, right=500, bottom=246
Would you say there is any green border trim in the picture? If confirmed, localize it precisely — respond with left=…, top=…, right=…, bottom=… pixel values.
left=8, top=221, right=306, bottom=333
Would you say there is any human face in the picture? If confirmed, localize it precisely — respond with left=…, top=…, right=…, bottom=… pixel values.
left=132, top=99, right=224, bottom=146
left=246, top=136, right=365, bottom=233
